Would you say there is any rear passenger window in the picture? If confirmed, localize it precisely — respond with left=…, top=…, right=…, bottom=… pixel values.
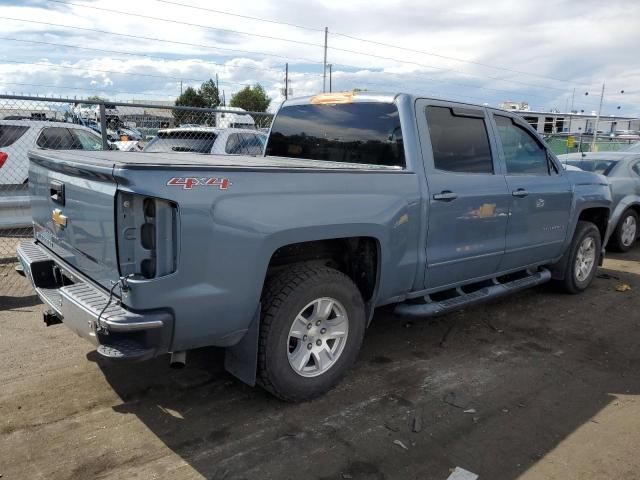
left=494, top=115, right=549, bottom=175
left=426, top=106, right=493, bottom=173
left=0, top=125, right=29, bottom=147
left=37, top=127, right=75, bottom=149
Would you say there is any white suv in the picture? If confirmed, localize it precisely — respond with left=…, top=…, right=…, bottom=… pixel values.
left=0, top=120, right=103, bottom=185
left=143, top=127, right=267, bottom=155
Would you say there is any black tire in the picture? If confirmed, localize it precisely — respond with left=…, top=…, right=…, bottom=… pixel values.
left=555, top=221, right=602, bottom=294
left=608, top=209, right=638, bottom=253
left=258, top=264, right=366, bottom=402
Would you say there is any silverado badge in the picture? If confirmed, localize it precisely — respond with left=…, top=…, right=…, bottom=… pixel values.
left=52, top=208, right=67, bottom=228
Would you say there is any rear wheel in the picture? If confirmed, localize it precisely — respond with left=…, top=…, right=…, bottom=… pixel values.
left=258, top=264, right=366, bottom=401
left=555, top=221, right=601, bottom=294
left=609, top=209, right=638, bottom=252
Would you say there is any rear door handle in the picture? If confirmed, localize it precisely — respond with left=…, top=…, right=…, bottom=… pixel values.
left=512, top=188, right=529, bottom=198
left=433, top=191, right=458, bottom=201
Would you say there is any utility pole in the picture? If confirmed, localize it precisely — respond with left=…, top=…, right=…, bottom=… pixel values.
left=591, top=83, right=605, bottom=152
left=180, top=81, right=183, bottom=95
left=328, top=64, right=333, bottom=92
left=568, top=87, right=575, bottom=133
left=216, top=74, right=219, bottom=93
left=323, top=27, right=328, bottom=93
left=285, top=63, right=289, bottom=100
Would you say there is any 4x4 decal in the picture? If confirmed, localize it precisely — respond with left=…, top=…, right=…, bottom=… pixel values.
left=166, top=177, right=232, bottom=190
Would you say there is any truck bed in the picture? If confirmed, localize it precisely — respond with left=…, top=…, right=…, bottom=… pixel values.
left=29, top=150, right=404, bottom=171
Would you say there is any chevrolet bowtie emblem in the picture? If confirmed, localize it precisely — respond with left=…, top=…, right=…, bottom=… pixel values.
left=52, top=208, right=67, bottom=228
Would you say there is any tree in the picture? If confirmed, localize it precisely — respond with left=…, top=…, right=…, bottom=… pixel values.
left=230, top=84, right=271, bottom=112
left=199, top=79, right=221, bottom=108
left=174, top=86, right=207, bottom=125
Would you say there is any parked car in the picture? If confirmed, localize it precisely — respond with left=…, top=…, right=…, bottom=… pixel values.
left=143, top=127, right=267, bottom=155
left=18, top=92, right=611, bottom=401
left=559, top=151, right=640, bottom=251
left=0, top=119, right=103, bottom=185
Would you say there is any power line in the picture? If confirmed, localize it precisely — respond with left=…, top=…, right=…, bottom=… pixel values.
left=43, top=1, right=570, bottom=92
left=155, top=0, right=325, bottom=32
left=0, top=37, right=580, bottom=105
left=0, top=16, right=324, bottom=66
left=0, top=37, right=321, bottom=78
left=329, top=32, right=583, bottom=86
left=47, top=0, right=324, bottom=49
left=147, top=0, right=583, bottom=88
left=0, top=59, right=265, bottom=87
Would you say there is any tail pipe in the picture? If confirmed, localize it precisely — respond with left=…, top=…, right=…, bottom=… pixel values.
left=170, top=350, right=186, bottom=369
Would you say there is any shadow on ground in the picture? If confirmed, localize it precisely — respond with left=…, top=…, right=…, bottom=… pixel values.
left=86, top=247, right=640, bottom=479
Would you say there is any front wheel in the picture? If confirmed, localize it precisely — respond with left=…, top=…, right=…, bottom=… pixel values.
left=555, top=221, right=602, bottom=294
left=609, top=209, right=638, bottom=252
left=258, top=264, right=366, bottom=401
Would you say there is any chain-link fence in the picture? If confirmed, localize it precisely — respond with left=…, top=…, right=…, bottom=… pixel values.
left=0, top=94, right=273, bottom=296
left=543, top=133, right=637, bottom=156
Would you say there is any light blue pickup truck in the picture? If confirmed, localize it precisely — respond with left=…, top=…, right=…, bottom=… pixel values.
left=18, top=92, right=611, bottom=401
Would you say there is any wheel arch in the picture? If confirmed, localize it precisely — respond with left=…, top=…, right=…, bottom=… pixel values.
left=225, top=233, right=383, bottom=387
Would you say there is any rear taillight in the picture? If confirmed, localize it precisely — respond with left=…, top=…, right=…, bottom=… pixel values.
left=0, top=151, right=7, bottom=169
left=116, top=192, right=177, bottom=279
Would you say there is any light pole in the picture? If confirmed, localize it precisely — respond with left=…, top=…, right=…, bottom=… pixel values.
left=590, top=83, right=605, bottom=152
left=586, top=84, right=624, bottom=151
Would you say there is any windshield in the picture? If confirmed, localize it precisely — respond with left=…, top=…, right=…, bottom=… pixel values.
left=143, top=130, right=217, bottom=153
left=564, top=159, right=618, bottom=175
left=266, top=102, right=405, bottom=167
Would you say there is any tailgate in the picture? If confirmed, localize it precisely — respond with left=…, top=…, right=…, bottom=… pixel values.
left=28, top=150, right=119, bottom=289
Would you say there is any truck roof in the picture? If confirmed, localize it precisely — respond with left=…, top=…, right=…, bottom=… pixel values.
left=283, top=92, right=399, bottom=106
left=281, top=91, right=497, bottom=111
left=29, top=150, right=404, bottom=171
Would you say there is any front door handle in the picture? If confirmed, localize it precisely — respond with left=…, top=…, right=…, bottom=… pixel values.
left=433, top=191, right=458, bottom=201
left=512, top=188, right=529, bottom=198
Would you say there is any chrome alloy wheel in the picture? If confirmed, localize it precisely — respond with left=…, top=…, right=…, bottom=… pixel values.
left=287, top=297, right=349, bottom=378
left=621, top=215, right=637, bottom=247
left=575, top=236, right=596, bottom=282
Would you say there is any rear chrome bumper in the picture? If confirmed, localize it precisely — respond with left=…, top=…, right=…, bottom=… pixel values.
left=17, top=240, right=173, bottom=360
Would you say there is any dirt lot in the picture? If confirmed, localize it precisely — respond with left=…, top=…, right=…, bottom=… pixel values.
left=1, top=247, right=640, bottom=480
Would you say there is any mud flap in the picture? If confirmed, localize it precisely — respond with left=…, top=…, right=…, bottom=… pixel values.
left=224, top=305, right=260, bottom=386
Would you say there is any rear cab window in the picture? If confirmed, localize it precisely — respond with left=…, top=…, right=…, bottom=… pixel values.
left=266, top=102, right=405, bottom=168
left=0, top=125, right=29, bottom=147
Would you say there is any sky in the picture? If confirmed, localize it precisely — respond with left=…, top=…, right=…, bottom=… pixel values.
left=0, top=0, right=638, bottom=115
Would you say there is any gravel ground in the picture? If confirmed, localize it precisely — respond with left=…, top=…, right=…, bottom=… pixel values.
left=1, top=247, right=639, bottom=480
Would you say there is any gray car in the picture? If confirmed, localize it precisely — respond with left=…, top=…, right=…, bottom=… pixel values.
left=559, top=152, right=640, bottom=251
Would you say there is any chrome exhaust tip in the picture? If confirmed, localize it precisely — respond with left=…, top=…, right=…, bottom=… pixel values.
left=169, top=350, right=186, bottom=369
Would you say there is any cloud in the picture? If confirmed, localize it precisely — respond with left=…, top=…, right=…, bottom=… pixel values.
left=0, top=0, right=638, bottom=115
